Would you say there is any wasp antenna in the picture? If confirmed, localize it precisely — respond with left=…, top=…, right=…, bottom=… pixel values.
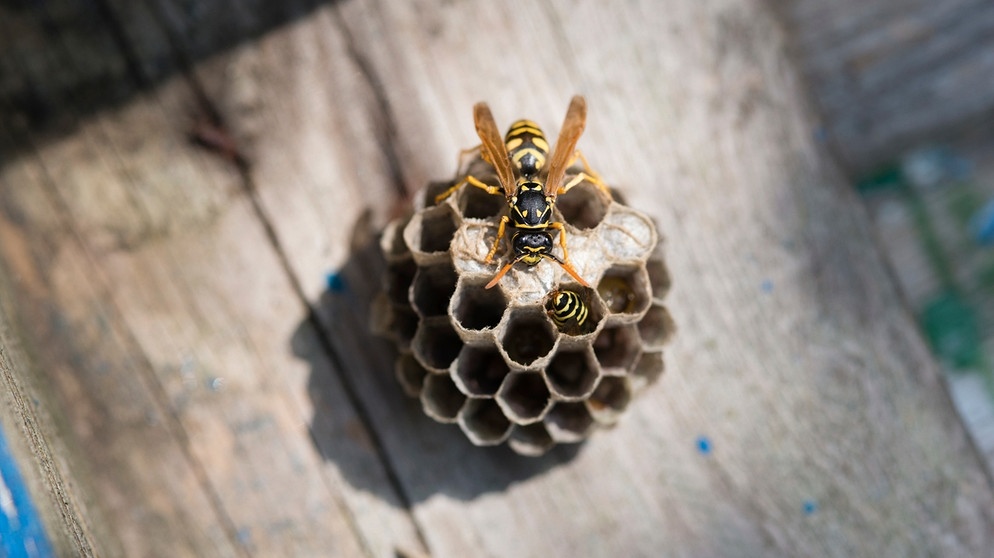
left=485, top=261, right=517, bottom=289
left=548, top=254, right=590, bottom=287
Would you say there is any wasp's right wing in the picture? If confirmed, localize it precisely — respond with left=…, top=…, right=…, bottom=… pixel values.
left=544, top=95, right=588, bottom=199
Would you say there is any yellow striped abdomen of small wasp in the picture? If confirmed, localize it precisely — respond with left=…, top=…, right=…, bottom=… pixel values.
left=545, top=291, right=592, bottom=335
left=547, top=290, right=589, bottom=332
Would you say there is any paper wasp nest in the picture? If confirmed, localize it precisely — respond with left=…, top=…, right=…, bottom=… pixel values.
left=374, top=164, right=674, bottom=456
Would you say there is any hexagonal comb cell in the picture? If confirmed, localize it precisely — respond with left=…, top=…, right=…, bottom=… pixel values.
left=497, top=372, right=552, bottom=424
left=454, top=346, right=509, bottom=397
left=453, top=279, right=507, bottom=332
left=389, top=307, right=419, bottom=350
left=458, top=185, right=505, bottom=220
left=508, top=423, right=554, bottom=457
left=594, top=325, right=642, bottom=372
left=459, top=399, right=512, bottom=445
left=544, top=402, right=595, bottom=443
left=421, top=373, right=466, bottom=423
left=423, top=181, right=454, bottom=208
left=597, top=265, right=650, bottom=317
left=630, top=351, right=665, bottom=392
left=637, top=305, right=676, bottom=350
left=381, top=215, right=412, bottom=261
left=546, top=349, right=600, bottom=400
left=587, top=376, right=632, bottom=424
left=557, top=183, right=609, bottom=230
left=412, top=263, right=458, bottom=317
left=645, top=257, right=672, bottom=300
left=412, top=318, right=464, bottom=372
left=395, top=353, right=428, bottom=397
left=386, top=259, right=417, bottom=307
left=414, top=205, right=459, bottom=255
left=501, top=309, right=557, bottom=367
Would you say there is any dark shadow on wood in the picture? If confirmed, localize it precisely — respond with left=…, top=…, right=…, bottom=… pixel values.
left=292, top=212, right=583, bottom=504
left=0, top=0, right=335, bottom=161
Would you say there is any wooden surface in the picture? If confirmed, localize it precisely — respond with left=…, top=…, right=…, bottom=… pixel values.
left=1, top=0, right=993, bottom=556
left=774, top=0, right=994, bottom=174
left=0, top=282, right=94, bottom=557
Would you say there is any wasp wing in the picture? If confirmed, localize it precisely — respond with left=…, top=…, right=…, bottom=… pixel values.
left=473, top=102, right=516, bottom=199
left=544, top=95, right=587, bottom=199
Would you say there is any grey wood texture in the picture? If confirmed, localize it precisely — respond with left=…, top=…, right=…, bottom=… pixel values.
left=0, top=0, right=992, bottom=556
left=774, top=0, right=994, bottom=173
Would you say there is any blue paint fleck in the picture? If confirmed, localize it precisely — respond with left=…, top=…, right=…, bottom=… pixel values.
left=696, top=436, right=712, bottom=455
left=760, top=279, right=774, bottom=293
left=812, top=127, right=827, bottom=143
left=326, top=272, right=347, bottom=293
left=236, top=527, right=253, bottom=545
left=970, top=197, right=994, bottom=246
left=803, top=499, right=818, bottom=515
left=206, top=377, right=224, bottom=392
left=0, top=428, right=55, bottom=558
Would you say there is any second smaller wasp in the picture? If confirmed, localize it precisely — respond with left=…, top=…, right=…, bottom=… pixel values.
left=546, top=289, right=592, bottom=335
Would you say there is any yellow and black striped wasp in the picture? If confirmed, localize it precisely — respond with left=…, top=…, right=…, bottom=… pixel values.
left=546, top=289, right=591, bottom=334
left=435, top=96, right=609, bottom=289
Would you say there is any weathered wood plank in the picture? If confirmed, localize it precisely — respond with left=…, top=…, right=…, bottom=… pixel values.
left=0, top=1, right=424, bottom=556
left=774, top=0, right=994, bottom=173
left=0, top=146, right=242, bottom=557
left=0, top=285, right=95, bottom=557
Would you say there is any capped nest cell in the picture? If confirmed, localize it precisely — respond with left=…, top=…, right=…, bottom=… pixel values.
left=375, top=170, right=674, bottom=456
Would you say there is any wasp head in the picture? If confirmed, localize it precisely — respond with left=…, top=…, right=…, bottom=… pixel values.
left=511, top=231, right=553, bottom=266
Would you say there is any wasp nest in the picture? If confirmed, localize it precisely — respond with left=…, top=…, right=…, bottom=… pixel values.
left=374, top=168, right=674, bottom=456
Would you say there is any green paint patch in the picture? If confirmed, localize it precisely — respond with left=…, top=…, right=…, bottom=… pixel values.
left=946, top=187, right=983, bottom=228
left=921, top=291, right=983, bottom=371
left=855, top=165, right=904, bottom=194
left=975, top=258, right=994, bottom=291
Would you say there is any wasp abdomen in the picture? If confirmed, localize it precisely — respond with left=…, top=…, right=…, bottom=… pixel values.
left=549, top=290, right=589, bottom=329
left=505, top=120, right=549, bottom=178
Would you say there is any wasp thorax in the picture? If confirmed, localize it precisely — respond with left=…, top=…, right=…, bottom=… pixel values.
left=512, top=187, right=551, bottom=227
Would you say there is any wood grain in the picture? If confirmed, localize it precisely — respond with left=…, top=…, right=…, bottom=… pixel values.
left=0, top=0, right=992, bottom=556
left=0, top=281, right=96, bottom=557
left=774, top=0, right=994, bottom=173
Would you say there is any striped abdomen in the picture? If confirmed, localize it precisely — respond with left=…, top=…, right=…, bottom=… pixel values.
left=504, top=119, right=549, bottom=179
left=549, top=290, right=588, bottom=328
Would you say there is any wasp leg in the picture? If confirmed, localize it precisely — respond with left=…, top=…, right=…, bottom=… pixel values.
left=434, top=174, right=503, bottom=205
left=548, top=221, right=590, bottom=286
left=484, top=215, right=510, bottom=264
left=558, top=150, right=610, bottom=198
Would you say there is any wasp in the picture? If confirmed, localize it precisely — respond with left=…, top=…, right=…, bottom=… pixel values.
left=434, top=96, right=609, bottom=289
left=546, top=289, right=591, bottom=333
